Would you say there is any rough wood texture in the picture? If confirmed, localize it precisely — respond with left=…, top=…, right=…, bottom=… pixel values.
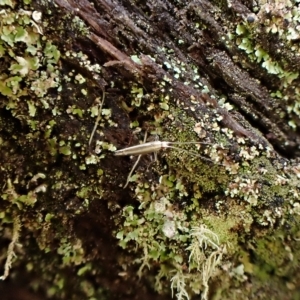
left=0, top=0, right=300, bottom=299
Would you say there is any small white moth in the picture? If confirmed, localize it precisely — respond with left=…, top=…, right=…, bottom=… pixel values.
left=114, top=141, right=202, bottom=156
left=115, top=138, right=216, bottom=188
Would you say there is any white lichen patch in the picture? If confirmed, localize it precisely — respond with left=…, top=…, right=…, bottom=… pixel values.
left=0, top=216, right=22, bottom=280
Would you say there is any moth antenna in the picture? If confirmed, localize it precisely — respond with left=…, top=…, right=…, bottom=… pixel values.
left=168, top=141, right=214, bottom=146
left=164, top=145, right=223, bottom=166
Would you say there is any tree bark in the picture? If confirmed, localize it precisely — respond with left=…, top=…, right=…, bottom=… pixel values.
left=1, top=0, right=300, bottom=299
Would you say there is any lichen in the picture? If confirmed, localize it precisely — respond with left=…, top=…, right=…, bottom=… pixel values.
left=0, top=1, right=106, bottom=298
left=1, top=1, right=300, bottom=299
left=0, top=215, right=21, bottom=280
left=233, top=2, right=300, bottom=128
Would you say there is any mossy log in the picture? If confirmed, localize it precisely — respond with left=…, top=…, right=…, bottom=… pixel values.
left=0, top=0, right=300, bottom=299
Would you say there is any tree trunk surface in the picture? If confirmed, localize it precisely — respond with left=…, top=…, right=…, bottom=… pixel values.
left=1, top=0, right=300, bottom=299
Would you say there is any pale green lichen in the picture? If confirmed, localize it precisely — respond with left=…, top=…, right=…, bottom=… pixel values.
left=0, top=3, right=101, bottom=296
left=116, top=158, right=228, bottom=299
left=117, top=197, right=226, bottom=299
left=57, top=238, right=86, bottom=266
left=0, top=215, right=21, bottom=280
left=233, top=3, right=300, bottom=128
left=0, top=7, right=61, bottom=113
left=1, top=1, right=300, bottom=299
left=113, top=86, right=300, bottom=298
left=170, top=270, right=190, bottom=300
left=2, top=177, right=40, bottom=207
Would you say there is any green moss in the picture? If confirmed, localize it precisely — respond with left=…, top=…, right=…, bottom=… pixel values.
left=117, top=198, right=225, bottom=299
left=57, top=238, right=86, bottom=266
left=112, top=87, right=300, bottom=298
left=1, top=1, right=300, bottom=299
left=0, top=1, right=104, bottom=296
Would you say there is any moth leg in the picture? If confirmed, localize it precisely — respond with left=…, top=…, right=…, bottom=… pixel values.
left=123, top=154, right=142, bottom=188
left=123, top=132, right=147, bottom=188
